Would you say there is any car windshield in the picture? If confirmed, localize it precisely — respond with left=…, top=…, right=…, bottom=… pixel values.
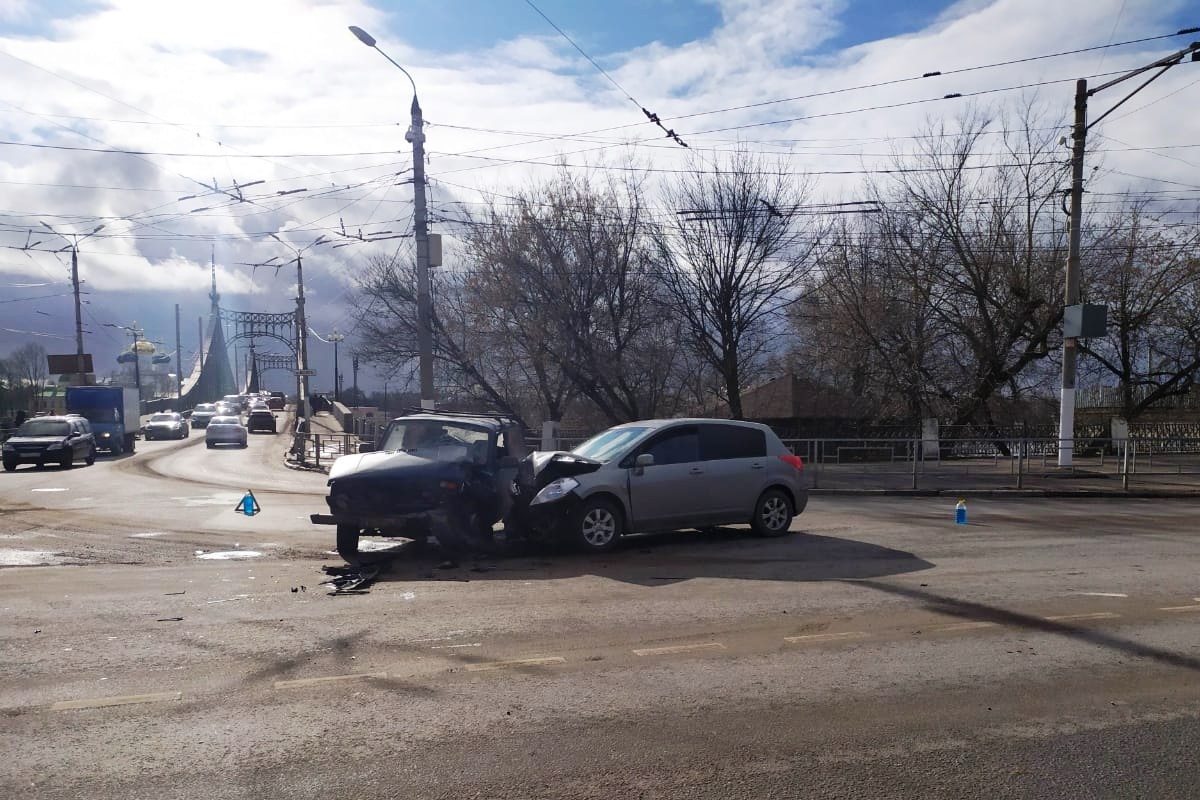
left=150, top=414, right=177, bottom=422
left=209, top=416, right=240, bottom=426
left=17, top=420, right=71, bottom=437
left=380, top=419, right=490, bottom=459
left=571, top=426, right=650, bottom=462
left=195, top=404, right=215, bottom=413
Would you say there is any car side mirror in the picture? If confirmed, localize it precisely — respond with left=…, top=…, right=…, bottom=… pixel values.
left=635, top=453, right=654, bottom=467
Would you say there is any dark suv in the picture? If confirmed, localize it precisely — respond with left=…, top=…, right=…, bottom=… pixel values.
left=3, top=415, right=98, bottom=471
left=311, top=413, right=526, bottom=564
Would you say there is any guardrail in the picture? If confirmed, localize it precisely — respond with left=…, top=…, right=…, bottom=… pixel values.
left=782, top=436, right=1200, bottom=491
left=288, top=431, right=362, bottom=469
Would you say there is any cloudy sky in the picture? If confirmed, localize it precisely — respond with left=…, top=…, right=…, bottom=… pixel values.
left=0, top=0, right=1197, bottom=394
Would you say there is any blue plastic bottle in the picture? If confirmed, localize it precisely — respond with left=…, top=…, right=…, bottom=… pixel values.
left=955, top=499, right=967, bottom=525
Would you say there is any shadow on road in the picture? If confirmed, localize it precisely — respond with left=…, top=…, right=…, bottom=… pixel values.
left=344, top=527, right=935, bottom=589
left=849, top=578, right=1200, bottom=673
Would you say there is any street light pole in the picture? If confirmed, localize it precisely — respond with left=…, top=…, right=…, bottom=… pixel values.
left=1056, top=38, right=1199, bottom=467
left=349, top=25, right=436, bottom=410
left=327, top=329, right=345, bottom=402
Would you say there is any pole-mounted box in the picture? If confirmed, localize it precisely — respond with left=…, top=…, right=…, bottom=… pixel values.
left=1063, top=303, right=1107, bottom=338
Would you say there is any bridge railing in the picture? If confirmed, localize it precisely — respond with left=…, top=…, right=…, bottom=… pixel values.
left=287, top=430, right=362, bottom=469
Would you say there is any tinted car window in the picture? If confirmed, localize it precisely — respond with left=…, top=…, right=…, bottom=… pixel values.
left=700, top=424, right=766, bottom=460
left=17, top=420, right=71, bottom=437
left=641, top=426, right=700, bottom=466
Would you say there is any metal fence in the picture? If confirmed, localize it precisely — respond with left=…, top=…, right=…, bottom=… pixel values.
left=783, top=436, right=1200, bottom=492
left=288, top=431, right=362, bottom=469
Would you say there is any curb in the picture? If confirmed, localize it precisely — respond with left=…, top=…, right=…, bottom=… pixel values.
left=809, top=488, right=1200, bottom=499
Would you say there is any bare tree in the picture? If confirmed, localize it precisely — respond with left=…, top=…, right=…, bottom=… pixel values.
left=461, top=166, right=690, bottom=424
left=3, top=342, right=49, bottom=413
left=351, top=253, right=529, bottom=424
left=1078, top=201, right=1200, bottom=420
left=653, top=149, right=820, bottom=418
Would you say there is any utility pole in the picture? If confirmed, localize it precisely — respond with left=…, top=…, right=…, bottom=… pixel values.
left=1056, top=37, right=1200, bottom=467
left=409, top=95, right=435, bottom=410
left=175, top=304, right=182, bottom=402
left=349, top=25, right=436, bottom=410
left=70, top=247, right=86, bottom=385
left=352, top=354, right=359, bottom=404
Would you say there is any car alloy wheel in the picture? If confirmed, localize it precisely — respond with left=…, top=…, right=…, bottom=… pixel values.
left=751, top=489, right=793, bottom=537
left=574, top=498, right=622, bottom=552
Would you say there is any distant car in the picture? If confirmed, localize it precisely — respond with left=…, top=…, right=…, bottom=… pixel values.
left=246, top=409, right=277, bottom=434
left=3, top=415, right=97, bottom=471
left=190, top=403, right=218, bottom=428
left=508, top=418, right=808, bottom=552
left=223, top=394, right=245, bottom=412
left=144, top=412, right=189, bottom=440
left=205, top=415, right=248, bottom=448
left=214, top=401, right=239, bottom=417
left=267, top=395, right=285, bottom=411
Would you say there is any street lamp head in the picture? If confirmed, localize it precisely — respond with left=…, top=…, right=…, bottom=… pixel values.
left=349, top=25, right=376, bottom=48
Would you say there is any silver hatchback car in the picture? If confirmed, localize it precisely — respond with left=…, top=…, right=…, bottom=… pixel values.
left=508, top=418, right=807, bottom=551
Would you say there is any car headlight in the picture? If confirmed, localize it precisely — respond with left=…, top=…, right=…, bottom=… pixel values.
left=45, top=441, right=64, bottom=450
left=2, top=443, right=14, bottom=452
left=100, top=432, right=111, bottom=438
left=531, top=477, right=579, bottom=505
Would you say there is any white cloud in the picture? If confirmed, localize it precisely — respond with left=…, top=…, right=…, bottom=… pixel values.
left=0, top=0, right=1196, bottom=373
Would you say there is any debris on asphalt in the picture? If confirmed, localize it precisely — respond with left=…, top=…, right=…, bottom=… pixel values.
left=164, top=591, right=185, bottom=596
left=321, top=564, right=382, bottom=595
left=156, top=617, right=183, bottom=622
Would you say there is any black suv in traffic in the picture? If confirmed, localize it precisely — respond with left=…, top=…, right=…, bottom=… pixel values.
left=3, top=415, right=98, bottom=471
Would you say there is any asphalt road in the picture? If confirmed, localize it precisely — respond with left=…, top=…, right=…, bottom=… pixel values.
left=2, top=426, right=1199, bottom=799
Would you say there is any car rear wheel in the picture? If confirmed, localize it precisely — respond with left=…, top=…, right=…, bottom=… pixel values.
left=2, top=460, right=15, bottom=472
left=60, top=450, right=73, bottom=469
left=206, top=442, right=214, bottom=449
left=337, top=524, right=361, bottom=565
left=751, top=489, right=793, bottom=537
left=111, top=439, right=123, bottom=456
left=85, top=448, right=95, bottom=466
left=571, top=497, right=622, bottom=552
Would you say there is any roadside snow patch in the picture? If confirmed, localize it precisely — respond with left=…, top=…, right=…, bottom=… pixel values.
left=0, top=549, right=74, bottom=566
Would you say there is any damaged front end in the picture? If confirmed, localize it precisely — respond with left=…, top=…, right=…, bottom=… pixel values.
left=506, top=451, right=603, bottom=540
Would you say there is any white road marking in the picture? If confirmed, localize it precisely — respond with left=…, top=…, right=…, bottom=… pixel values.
left=274, top=672, right=387, bottom=689
left=51, top=691, right=181, bottom=711
left=1044, top=612, right=1120, bottom=622
left=1161, top=605, right=1200, bottom=613
left=784, top=631, right=869, bottom=644
left=465, top=656, right=567, bottom=672
left=1075, top=592, right=1128, bottom=598
left=930, top=621, right=997, bottom=632
left=430, top=642, right=482, bottom=650
left=633, top=642, right=726, bottom=657
left=196, top=550, right=263, bottom=560
left=31, top=488, right=68, bottom=493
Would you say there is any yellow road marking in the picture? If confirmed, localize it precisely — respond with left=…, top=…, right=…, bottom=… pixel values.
left=784, top=631, right=869, bottom=644
left=632, top=642, right=726, bottom=657
left=930, top=621, right=996, bottom=632
left=273, top=672, right=387, bottom=689
left=465, top=656, right=566, bottom=672
left=51, top=691, right=181, bottom=711
left=1044, top=612, right=1120, bottom=622
left=1161, top=605, right=1200, bottom=613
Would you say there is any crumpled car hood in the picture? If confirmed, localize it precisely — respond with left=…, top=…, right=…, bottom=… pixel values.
left=328, top=449, right=462, bottom=482
left=521, top=451, right=603, bottom=484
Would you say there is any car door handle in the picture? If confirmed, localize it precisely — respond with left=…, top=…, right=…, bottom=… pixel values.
left=688, top=468, right=704, bottom=475
left=750, top=463, right=765, bottom=470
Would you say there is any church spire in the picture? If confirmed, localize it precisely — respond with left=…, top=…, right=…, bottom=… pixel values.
left=208, top=245, right=219, bottom=309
